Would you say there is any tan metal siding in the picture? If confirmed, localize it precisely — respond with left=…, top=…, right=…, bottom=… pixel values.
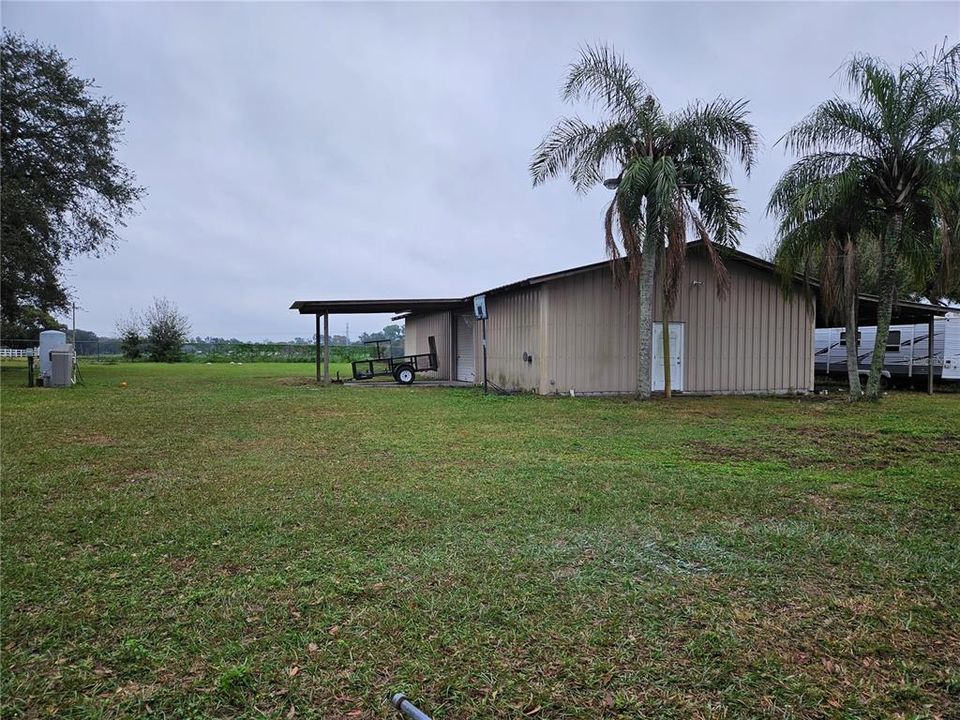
left=533, top=247, right=815, bottom=395
left=403, top=311, right=453, bottom=380
left=473, top=288, right=541, bottom=391
left=414, top=248, right=813, bottom=395
left=538, top=266, right=640, bottom=394
left=654, top=249, right=814, bottom=394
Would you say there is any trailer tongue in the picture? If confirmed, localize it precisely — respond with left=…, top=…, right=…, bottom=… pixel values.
left=351, top=336, right=438, bottom=385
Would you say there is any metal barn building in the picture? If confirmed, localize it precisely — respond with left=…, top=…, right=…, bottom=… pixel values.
left=291, top=242, right=949, bottom=395
left=402, top=243, right=814, bottom=395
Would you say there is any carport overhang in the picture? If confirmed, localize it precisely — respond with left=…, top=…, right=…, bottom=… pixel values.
left=289, top=298, right=468, bottom=382
left=816, top=295, right=950, bottom=327
left=814, top=294, right=953, bottom=395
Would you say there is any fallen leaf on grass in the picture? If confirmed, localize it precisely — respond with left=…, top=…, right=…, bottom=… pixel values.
left=288, top=666, right=300, bottom=678
left=307, top=642, right=319, bottom=653
left=822, top=659, right=842, bottom=674
left=286, top=706, right=296, bottom=719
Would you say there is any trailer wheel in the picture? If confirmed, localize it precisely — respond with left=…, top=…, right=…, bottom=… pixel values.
left=395, top=365, right=415, bottom=385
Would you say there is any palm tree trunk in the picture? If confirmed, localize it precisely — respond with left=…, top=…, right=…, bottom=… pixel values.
left=864, top=214, right=902, bottom=400
left=843, top=236, right=862, bottom=399
left=845, top=293, right=862, bottom=399
left=636, top=222, right=659, bottom=400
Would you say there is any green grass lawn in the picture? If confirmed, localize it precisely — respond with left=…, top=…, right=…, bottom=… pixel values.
left=2, top=362, right=959, bottom=719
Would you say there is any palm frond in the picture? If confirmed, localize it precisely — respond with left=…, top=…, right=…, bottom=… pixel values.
left=780, top=100, right=884, bottom=156
left=672, top=96, right=759, bottom=175
left=603, top=191, right=646, bottom=280
left=568, top=123, right=634, bottom=194
left=530, top=117, right=606, bottom=187
left=563, top=44, right=648, bottom=121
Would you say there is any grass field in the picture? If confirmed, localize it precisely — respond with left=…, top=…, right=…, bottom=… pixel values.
left=2, top=362, right=959, bottom=719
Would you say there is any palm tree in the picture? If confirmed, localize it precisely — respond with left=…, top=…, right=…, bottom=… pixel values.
left=919, top=155, right=960, bottom=304
left=774, top=43, right=960, bottom=400
left=530, top=45, right=757, bottom=398
left=769, top=180, right=874, bottom=398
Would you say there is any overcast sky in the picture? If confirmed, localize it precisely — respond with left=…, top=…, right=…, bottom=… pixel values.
left=4, top=1, right=958, bottom=339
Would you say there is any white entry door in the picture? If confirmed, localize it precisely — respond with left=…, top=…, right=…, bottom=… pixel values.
left=652, top=322, right=684, bottom=392
left=456, top=314, right=476, bottom=382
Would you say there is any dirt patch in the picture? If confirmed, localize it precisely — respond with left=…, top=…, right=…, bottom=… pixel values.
left=692, top=427, right=959, bottom=471
left=167, top=556, right=197, bottom=573
left=127, top=469, right=157, bottom=483
left=113, top=680, right=160, bottom=700
left=274, top=377, right=323, bottom=387
left=70, top=433, right=117, bottom=447
left=806, top=494, right=836, bottom=512
left=219, top=563, right=249, bottom=577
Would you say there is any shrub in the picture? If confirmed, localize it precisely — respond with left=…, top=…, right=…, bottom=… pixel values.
left=144, top=297, right=190, bottom=363
left=116, top=310, right=143, bottom=360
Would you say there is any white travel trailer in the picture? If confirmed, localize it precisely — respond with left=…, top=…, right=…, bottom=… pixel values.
left=815, top=312, right=960, bottom=386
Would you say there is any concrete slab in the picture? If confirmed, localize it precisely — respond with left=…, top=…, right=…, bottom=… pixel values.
left=343, top=380, right=475, bottom=389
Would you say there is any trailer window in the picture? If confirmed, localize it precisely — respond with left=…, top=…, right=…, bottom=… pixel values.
left=886, top=331, right=902, bottom=352
left=839, top=331, right=861, bottom=346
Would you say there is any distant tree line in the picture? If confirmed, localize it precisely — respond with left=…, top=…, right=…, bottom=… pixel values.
left=1, top=320, right=407, bottom=363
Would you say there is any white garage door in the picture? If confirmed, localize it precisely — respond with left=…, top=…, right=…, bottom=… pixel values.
left=456, top=314, right=476, bottom=382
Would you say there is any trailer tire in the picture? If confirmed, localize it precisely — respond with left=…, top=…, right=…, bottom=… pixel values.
left=395, top=365, right=415, bottom=385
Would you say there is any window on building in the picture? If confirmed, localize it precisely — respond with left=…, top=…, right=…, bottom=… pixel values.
left=886, top=330, right=902, bottom=352
left=839, top=331, right=861, bottom=346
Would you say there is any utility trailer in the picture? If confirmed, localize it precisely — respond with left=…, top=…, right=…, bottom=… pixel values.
left=815, top=312, right=960, bottom=387
left=352, top=336, right=438, bottom=385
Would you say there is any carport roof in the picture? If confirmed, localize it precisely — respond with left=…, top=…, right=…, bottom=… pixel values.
left=289, top=298, right=467, bottom=315
left=819, top=295, right=952, bottom=326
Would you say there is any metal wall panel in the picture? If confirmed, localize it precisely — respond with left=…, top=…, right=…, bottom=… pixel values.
left=473, top=288, right=541, bottom=391
left=538, top=265, right=640, bottom=394
left=652, top=248, right=815, bottom=394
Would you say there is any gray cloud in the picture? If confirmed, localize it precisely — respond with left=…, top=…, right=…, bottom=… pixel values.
left=4, top=1, right=957, bottom=339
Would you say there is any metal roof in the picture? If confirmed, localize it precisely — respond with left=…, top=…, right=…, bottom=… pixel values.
left=461, top=240, right=788, bottom=298
left=290, top=298, right=467, bottom=315
left=819, top=295, right=952, bottom=326
left=290, top=241, right=954, bottom=323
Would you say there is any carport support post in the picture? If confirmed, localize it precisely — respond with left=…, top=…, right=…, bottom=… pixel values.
left=323, top=313, right=330, bottom=384
left=315, top=313, right=322, bottom=382
left=928, top=314, right=935, bottom=395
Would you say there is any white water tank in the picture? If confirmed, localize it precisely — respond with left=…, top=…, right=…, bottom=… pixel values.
left=39, top=330, right=66, bottom=383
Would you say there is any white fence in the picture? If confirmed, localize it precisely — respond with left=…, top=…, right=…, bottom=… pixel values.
left=0, top=347, right=36, bottom=358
